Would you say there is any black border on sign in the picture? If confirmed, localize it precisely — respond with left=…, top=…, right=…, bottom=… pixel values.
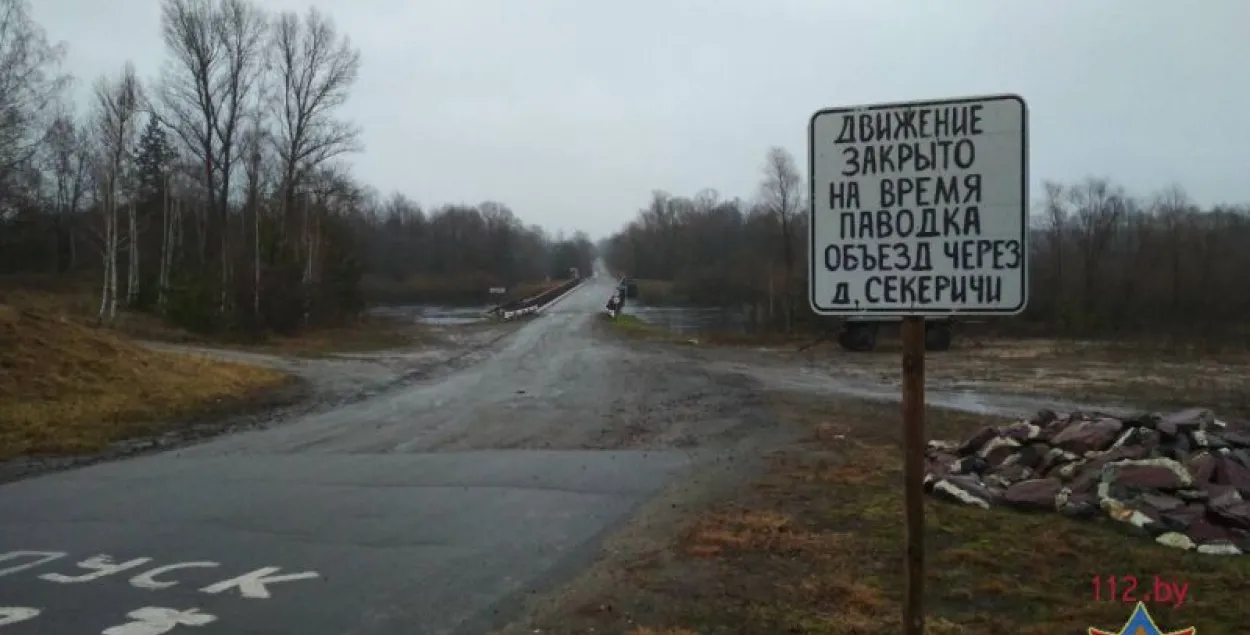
left=806, top=93, right=1030, bottom=317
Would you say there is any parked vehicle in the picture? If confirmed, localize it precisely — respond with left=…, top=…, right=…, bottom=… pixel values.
left=836, top=316, right=953, bottom=352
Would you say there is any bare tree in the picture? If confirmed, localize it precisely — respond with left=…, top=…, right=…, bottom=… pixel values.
left=1152, top=184, right=1190, bottom=316
left=0, top=0, right=70, bottom=208
left=268, top=6, right=362, bottom=277
left=157, top=0, right=266, bottom=309
left=39, top=110, right=91, bottom=272
left=240, top=119, right=266, bottom=321
left=92, top=63, right=142, bottom=322
left=757, top=146, right=802, bottom=329
left=1069, top=177, right=1126, bottom=315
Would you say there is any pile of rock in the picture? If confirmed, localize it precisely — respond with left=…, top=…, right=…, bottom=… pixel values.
left=925, top=408, right=1250, bottom=555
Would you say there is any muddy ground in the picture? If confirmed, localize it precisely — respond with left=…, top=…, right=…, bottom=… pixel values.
left=663, top=333, right=1250, bottom=418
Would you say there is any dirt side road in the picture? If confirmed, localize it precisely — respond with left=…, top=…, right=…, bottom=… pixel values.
left=0, top=276, right=781, bottom=635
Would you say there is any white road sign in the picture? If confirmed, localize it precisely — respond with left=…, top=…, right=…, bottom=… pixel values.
left=807, top=94, right=1028, bottom=316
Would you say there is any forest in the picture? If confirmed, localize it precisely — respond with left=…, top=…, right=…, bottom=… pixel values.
left=0, top=0, right=595, bottom=336
left=602, top=146, right=1250, bottom=345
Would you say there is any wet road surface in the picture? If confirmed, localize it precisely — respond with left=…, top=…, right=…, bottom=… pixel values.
left=0, top=274, right=1133, bottom=635
left=0, top=276, right=771, bottom=635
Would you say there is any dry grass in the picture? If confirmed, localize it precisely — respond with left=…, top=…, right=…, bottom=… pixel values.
left=0, top=283, right=427, bottom=356
left=234, top=315, right=426, bottom=357
left=559, top=396, right=1250, bottom=635
left=0, top=302, right=288, bottom=460
left=598, top=313, right=687, bottom=342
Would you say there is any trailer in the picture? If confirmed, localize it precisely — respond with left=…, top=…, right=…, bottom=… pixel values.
left=836, top=316, right=953, bottom=352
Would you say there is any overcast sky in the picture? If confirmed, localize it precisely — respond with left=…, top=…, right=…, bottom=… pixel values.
left=31, top=0, right=1250, bottom=239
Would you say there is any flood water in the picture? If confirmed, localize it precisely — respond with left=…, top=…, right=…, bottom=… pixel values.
left=370, top=301, right=750, bottom=333
left=368, top=304, right=493, bottom=326
left=622, top=304, right=750, bottom=335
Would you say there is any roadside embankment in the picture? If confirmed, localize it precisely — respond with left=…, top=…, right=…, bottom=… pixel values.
left=0, top=302, right=292, bottom=463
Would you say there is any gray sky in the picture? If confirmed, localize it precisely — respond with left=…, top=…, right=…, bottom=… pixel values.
left=32, top=0, right=1250, bottom=239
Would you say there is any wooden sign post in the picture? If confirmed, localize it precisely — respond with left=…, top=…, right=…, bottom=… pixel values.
left=807, top=95, right=1029, bottom=635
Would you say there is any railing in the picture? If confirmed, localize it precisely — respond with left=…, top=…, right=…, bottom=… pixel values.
left=491, top=276, right=586, bottom=321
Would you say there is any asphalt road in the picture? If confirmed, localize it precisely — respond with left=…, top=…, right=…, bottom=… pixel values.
left=0, top=274, right=770, bottom=635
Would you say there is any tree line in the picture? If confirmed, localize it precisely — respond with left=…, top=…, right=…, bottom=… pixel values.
left=603, top=146, right=1250, bottom=345
left=0, top=0, right=594, bottom=335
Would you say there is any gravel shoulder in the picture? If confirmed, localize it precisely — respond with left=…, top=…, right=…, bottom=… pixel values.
left=140, top=320, right=520, bottom=403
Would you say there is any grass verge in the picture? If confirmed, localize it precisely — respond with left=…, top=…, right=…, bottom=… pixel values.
left=536, top=395, right=1250, bottom=635
left=228, top=314, right=427, bottom=357
left=0, top=303, right=289, bottom=461
left=599, top=313, right=670, bottom=339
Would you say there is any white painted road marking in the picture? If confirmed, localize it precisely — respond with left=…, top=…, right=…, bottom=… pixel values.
left=0, top=607, right=40, bottom=628
left=40, top=555, right=154, bottom=584
left=0, top=550, right=321, bottom=599
left=0, top=550, right=321, bottom=631
left=130, top=562, right=221, bottom=590
left=0, top=551, right=66, bottom=577
left=100, top=607, right=216, bottom=635
left=199, top=566, right=320, bottom=599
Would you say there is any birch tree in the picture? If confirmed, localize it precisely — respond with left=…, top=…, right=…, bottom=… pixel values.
left=757, top=146, right=803, bottom=329
left=92, top=63, right=142, bottom=321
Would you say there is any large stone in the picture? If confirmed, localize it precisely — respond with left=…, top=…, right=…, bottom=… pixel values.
left=951, top=455, right=988, bottom=475
left=1029, top=409, right=1059, bottom=427
left=1001, top=478, right=1063, bottom=511
left=1138, top=492, right=1185, bottom=512
left=1157, top=408, right=1214, bottom=436
left=1214, top=456, right=1250, bottom=495
left=1156, top=532, right=1197, bottom=550
left=1209, top=490, right=1250, bottom=530
left=1108, top=458, right=1192, bottom=491
left=1221, top=430, right=1250, bottom=448
left=1051, top=418, right=1123, bottom=454
left=1187, top=518, right=1236, bottom=542
left=1068, top=464, right=1104, bottom=495
left=976, top=436, right=1021, bottom=466
left=1050, top=458, right=1089, bottom=481
left=926, top=408, right=1250, bottom=557
left=1057, top=491, right=1099, bottom=518
left=1039, top=447, right=1081, bottom=475
left=990, top=463, right=1033, bottom=484
left=1186, top=452, right=1218, bottom=484
left=1014, top=444, right=1050, bottom=470
left=958, top=427, right=999, bottom=456
left=1000, top=421, right=1043, bottom=443
left=1159, top=502, right=1207, bottom=531
left=931, top=474, right=998, bottom=509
